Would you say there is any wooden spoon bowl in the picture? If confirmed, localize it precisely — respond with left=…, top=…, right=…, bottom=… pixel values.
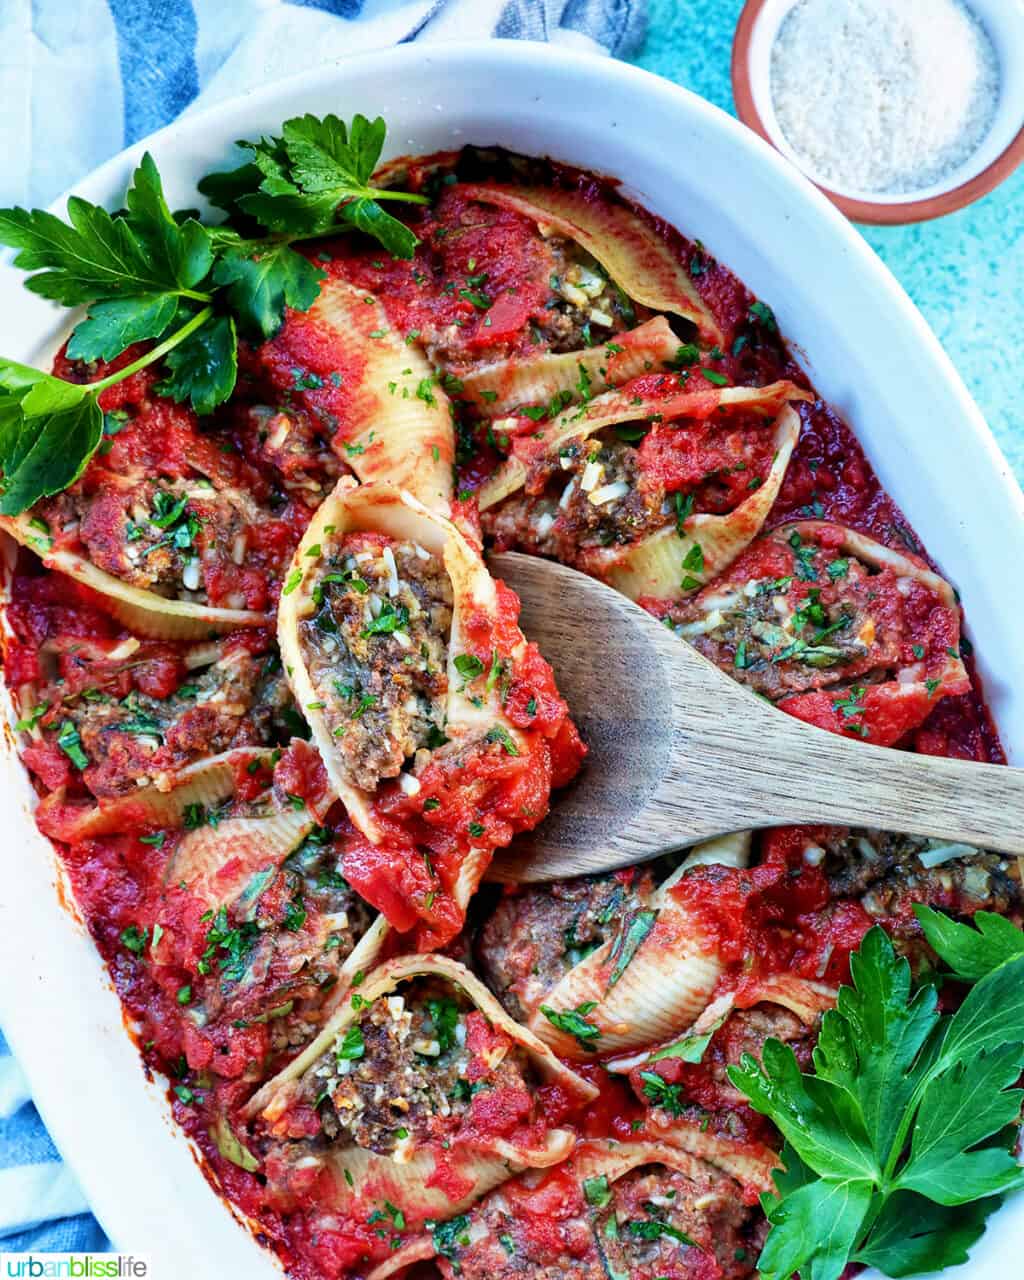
left=488, top=552, right=1024, bottom=883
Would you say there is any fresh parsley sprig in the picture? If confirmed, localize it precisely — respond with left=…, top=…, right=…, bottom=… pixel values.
left=198, top=113, right=428, bottom=259
left=729, top=924, right=1024, bottom=1280
left=0, top=113, right=427, bottom=516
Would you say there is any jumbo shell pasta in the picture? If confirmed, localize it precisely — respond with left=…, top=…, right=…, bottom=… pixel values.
left=478, top=381, right=806, bottom=602
left=257, top=277, right=455, bottom=511
left=600, top=405, right=803, bottom=600
left=459, top=315, right=680, bottom=416
left=525, top=832, right=752, bottom=1059
left=277, top=477, right=584, bottom=946
left=370, top=1136, right=764, bottom=1280
left=1, top=512, right=269, bottom=640
left=669, top=519, right=971, bottom=745
left=461, top=183, right=724, bottom=344
left=250, top=953, right=597, bottom=1222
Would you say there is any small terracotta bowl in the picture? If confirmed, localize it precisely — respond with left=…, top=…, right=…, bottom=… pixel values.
left=731, top=0, right=1024, bottom=224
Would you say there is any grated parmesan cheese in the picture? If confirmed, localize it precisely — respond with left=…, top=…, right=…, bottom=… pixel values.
left=770, top=0, right=1000, bottom=195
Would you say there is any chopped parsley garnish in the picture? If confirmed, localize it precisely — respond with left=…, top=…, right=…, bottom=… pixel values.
left=639, top=1070, right=686, bottom=1116
left=183, top=803, right=208, bottom=830
left=15, top=702, right=49, bottom=732
left=788, top=530, right=819, bottom=581
left=361, top=601, right=409, bottom=637
left=199, top=907, right=260, bottom=985
left=540, top=1001, right=601, bottom=1050
left=336, top=1024, right=366, bottom=1062
left=56, top=720, right=88, bottom=770
left=673, top=342, right=700, bottom=367
left=282, top=895, right=307, bottom=932
left=425, top=997, right=460, bottom=1054
left=484, top=724, right=519, bottom=756
left=454, top=653, right=485, bottom=681
left=748, top=300, right=777, bottom=331
left=673, top=491, right=695, bottom=534
left=431, top=1215, right=471, bottom=1262
left=120, top=924, right=149, bottom=955
left=583, top=1174, right=612, bottom=1207
left=681, top=541, right=705, bottom=591
left=627, top=1219, right=697, bottom=1246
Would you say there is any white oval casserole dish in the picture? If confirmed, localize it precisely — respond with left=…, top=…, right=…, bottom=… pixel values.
left=0, top=40, right=1021, bottom=1280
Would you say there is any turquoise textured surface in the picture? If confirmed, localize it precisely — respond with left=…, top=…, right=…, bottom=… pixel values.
left=631, top=0, right=1024, bottom=483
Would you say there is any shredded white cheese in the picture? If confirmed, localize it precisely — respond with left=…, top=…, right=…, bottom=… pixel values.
left=381, top=545, right=400, bottom=597
left=770, top=0, right=1000, bottom=194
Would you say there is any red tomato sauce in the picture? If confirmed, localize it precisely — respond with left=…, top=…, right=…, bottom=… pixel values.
left=1, top=147, right=1009, bottom=1280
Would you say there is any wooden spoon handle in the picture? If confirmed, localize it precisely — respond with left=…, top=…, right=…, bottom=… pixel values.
left=668, top=701, right=1024, bottom=855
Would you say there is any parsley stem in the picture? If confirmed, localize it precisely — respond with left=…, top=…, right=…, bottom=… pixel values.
left=363, top=190, right=430, bottom=205
left=87, top=305, right=214, bottom=393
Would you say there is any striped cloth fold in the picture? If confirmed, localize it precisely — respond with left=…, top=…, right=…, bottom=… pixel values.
left=0, top=0, right=648, bottom=1255
left=0, top=0, right=648, bottom=208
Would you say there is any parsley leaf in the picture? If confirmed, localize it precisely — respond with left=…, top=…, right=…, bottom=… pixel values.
left=199, top=113, right=426, bottom=259
left=211, top=244, right=324, bottom=341
left=158, top=314, right=237, bottom=415
left=0, top=117, right=428, bottom=514
left=0, top=155, right=211, bottom=305
left=0, top=366, right=102, bottom=515
left=541, top=1001, right=602, bottom=1051
left=67, top=294, right=180, bottom=364
left=730, top=926, right=1024, bottom=1280
left=639, top=1069, right=687, bottom=1116
left=914, top=905, right=1024, bottom=981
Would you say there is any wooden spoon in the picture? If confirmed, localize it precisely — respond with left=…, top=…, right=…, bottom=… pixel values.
left=487, top=552, right=1024, bottom=883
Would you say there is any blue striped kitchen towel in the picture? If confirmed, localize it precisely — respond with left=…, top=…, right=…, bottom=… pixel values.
left=0, top=0, right=648, bottom=1254
left=0, top=0, right=648, bottom=209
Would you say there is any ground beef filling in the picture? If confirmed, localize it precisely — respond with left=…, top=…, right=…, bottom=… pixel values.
left=43, top=649, right=294, bottom=798
left=300, top=978, right=535, bottom=1156
left=595, top=1164, right=760, bottom=1280
left=39, top=476, right=263, bottom=606
left=188, top=825, right=375, bottom=1039
left=670, top=555, right=900, bottom=699
left=486, top=437, right=667, bottom=566
left=533, top=236, right=638, bottom=353
left=817, top=828, right=1024, bottom=923
left=478, top=870, right=656, bottom=1021
left=299, top=538, right=453, bottom=792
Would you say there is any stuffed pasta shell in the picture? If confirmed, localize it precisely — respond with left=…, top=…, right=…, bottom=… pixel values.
left=374, top=1137, right=765, bottom=1280
left=250, top=954, right=597, bottom=1229
left=9, top=614, right=296, bottom=814
left=253, top=277, right=455, bottom=511
left=477, top=834, right=752, bottom=1059
left=665, top=520, right=970, bottom=744
left=0, top=364, right=312, bottom=636
left=72, top=742, right=387, bottom=1077
left=461, top=182, right=723, bottom=344
left=481, top=376, right=809, bottom=601
left=278, top=479, right=585, bottom=947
